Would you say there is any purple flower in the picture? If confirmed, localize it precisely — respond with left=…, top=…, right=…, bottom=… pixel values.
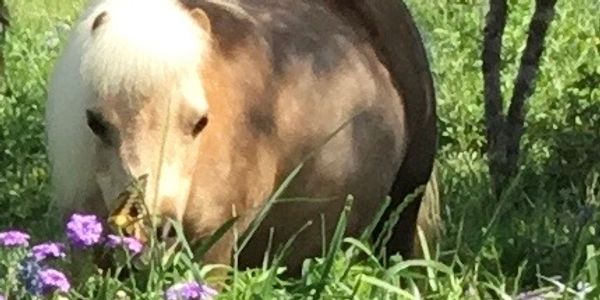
left=31, top=242, right=66, bottom=261
left=39, top=268, right=71, bottom=294
left=105, top=234, right=143, bottom=255
left=165, top=281, right=217, bottom=300
left=18, top=256, right=43, bottom=295
left=0, top=230, right=30, bottom=247
left=0, top=294, right=5, bottom=300
left=66, top=214, right=103, bottom=248
left=19, top=256, right=71, bottom=295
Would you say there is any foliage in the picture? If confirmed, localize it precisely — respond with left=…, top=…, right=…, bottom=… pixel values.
left=405, top=0, right=600, bottom=295
left=0, top=0, right=598, bottom=298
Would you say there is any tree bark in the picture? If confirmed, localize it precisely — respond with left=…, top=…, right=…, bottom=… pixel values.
left=0, top=0, right=7, bottom=35
left=482, top=0, right=558, bottom=196
left=505, top=0, right=558, bottom=177
left=0, top=0, right=8, bottom=80
left=482, top=0, right=509, bottom=194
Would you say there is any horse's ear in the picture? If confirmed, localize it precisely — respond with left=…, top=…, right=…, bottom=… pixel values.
left=91, top=11, right=109, bottom=32
left=190, top=8, right=211, bottom=35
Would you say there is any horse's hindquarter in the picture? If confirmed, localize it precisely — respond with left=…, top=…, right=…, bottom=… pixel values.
left=230, top=1, right=408, bottom=270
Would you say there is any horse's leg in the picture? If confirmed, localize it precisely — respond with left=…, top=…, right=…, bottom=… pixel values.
left=377, top=117, right=437, bottom=260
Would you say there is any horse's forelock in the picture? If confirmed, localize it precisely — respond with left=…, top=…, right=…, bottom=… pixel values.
left=78, top=0, right=210, bottom=102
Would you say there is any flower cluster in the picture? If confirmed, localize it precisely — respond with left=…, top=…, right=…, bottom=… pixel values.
left=39, top=269, right=71, bottom=294
left=165, top=281, right=218, bottom=300
left=66, top=214, right=104, bottom=249
left=32, top=242, right=66, bottom=261
left=0, top=213, right=216, bottom=299
left=18, top=255, right=44, bottom=294
left=18, top=255, right=71, bottom=296
left=64, top=214, right=144, bottom=256
left=12, top=238, right=70, bottom=296
left=105, top=234, right=144, bottom=255
left=0, top=230, right=30, bottom=247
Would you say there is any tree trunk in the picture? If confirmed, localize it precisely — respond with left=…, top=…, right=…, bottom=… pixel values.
left=482, top=0, right=509, bottom=196
left=0, top=0, right=8, bottom=80
left=482, top=0, right=558, bottom=197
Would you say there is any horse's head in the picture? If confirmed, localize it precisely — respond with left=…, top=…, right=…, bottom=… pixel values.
left=78, top=0, right=214, bottom=230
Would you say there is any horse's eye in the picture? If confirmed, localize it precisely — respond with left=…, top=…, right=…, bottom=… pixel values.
left=86, top=110, right=109, bottom=140
left=192, top=116, right=209, bottom=137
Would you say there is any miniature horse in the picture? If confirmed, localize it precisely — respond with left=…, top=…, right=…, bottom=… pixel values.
left=45, top=0, right=438, bottom=274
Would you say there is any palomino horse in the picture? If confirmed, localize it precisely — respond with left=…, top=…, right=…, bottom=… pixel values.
left=45, top=0, right=438, bottom=273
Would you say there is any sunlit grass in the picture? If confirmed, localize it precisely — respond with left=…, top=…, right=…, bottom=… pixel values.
left=1, top=0, right=599, bottom=298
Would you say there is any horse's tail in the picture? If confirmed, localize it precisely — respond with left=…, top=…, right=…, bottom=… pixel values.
left=413, top=163, right=443, bottom=258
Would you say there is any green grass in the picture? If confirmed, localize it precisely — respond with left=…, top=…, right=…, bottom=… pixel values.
left=0, top=0, right=599, bottom=298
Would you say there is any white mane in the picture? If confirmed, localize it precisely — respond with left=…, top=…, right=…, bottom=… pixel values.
left=81, top=0, right=207, bottom=98
left=45, top=0, right=209, bottom=214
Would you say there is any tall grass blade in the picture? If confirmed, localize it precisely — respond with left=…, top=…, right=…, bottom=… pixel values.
left=312, top=195, right=354, bottom=299
left=261, top=220, right=314, bottom=297
left=416, top=225, right=438, bottom=292
left=360, top=274, right=414, bottom=299
left=375, top=185, right=424, bottom=260
left=359, top=196, right=392, bottom=242
left=192, top=216, right=240, bottom=261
